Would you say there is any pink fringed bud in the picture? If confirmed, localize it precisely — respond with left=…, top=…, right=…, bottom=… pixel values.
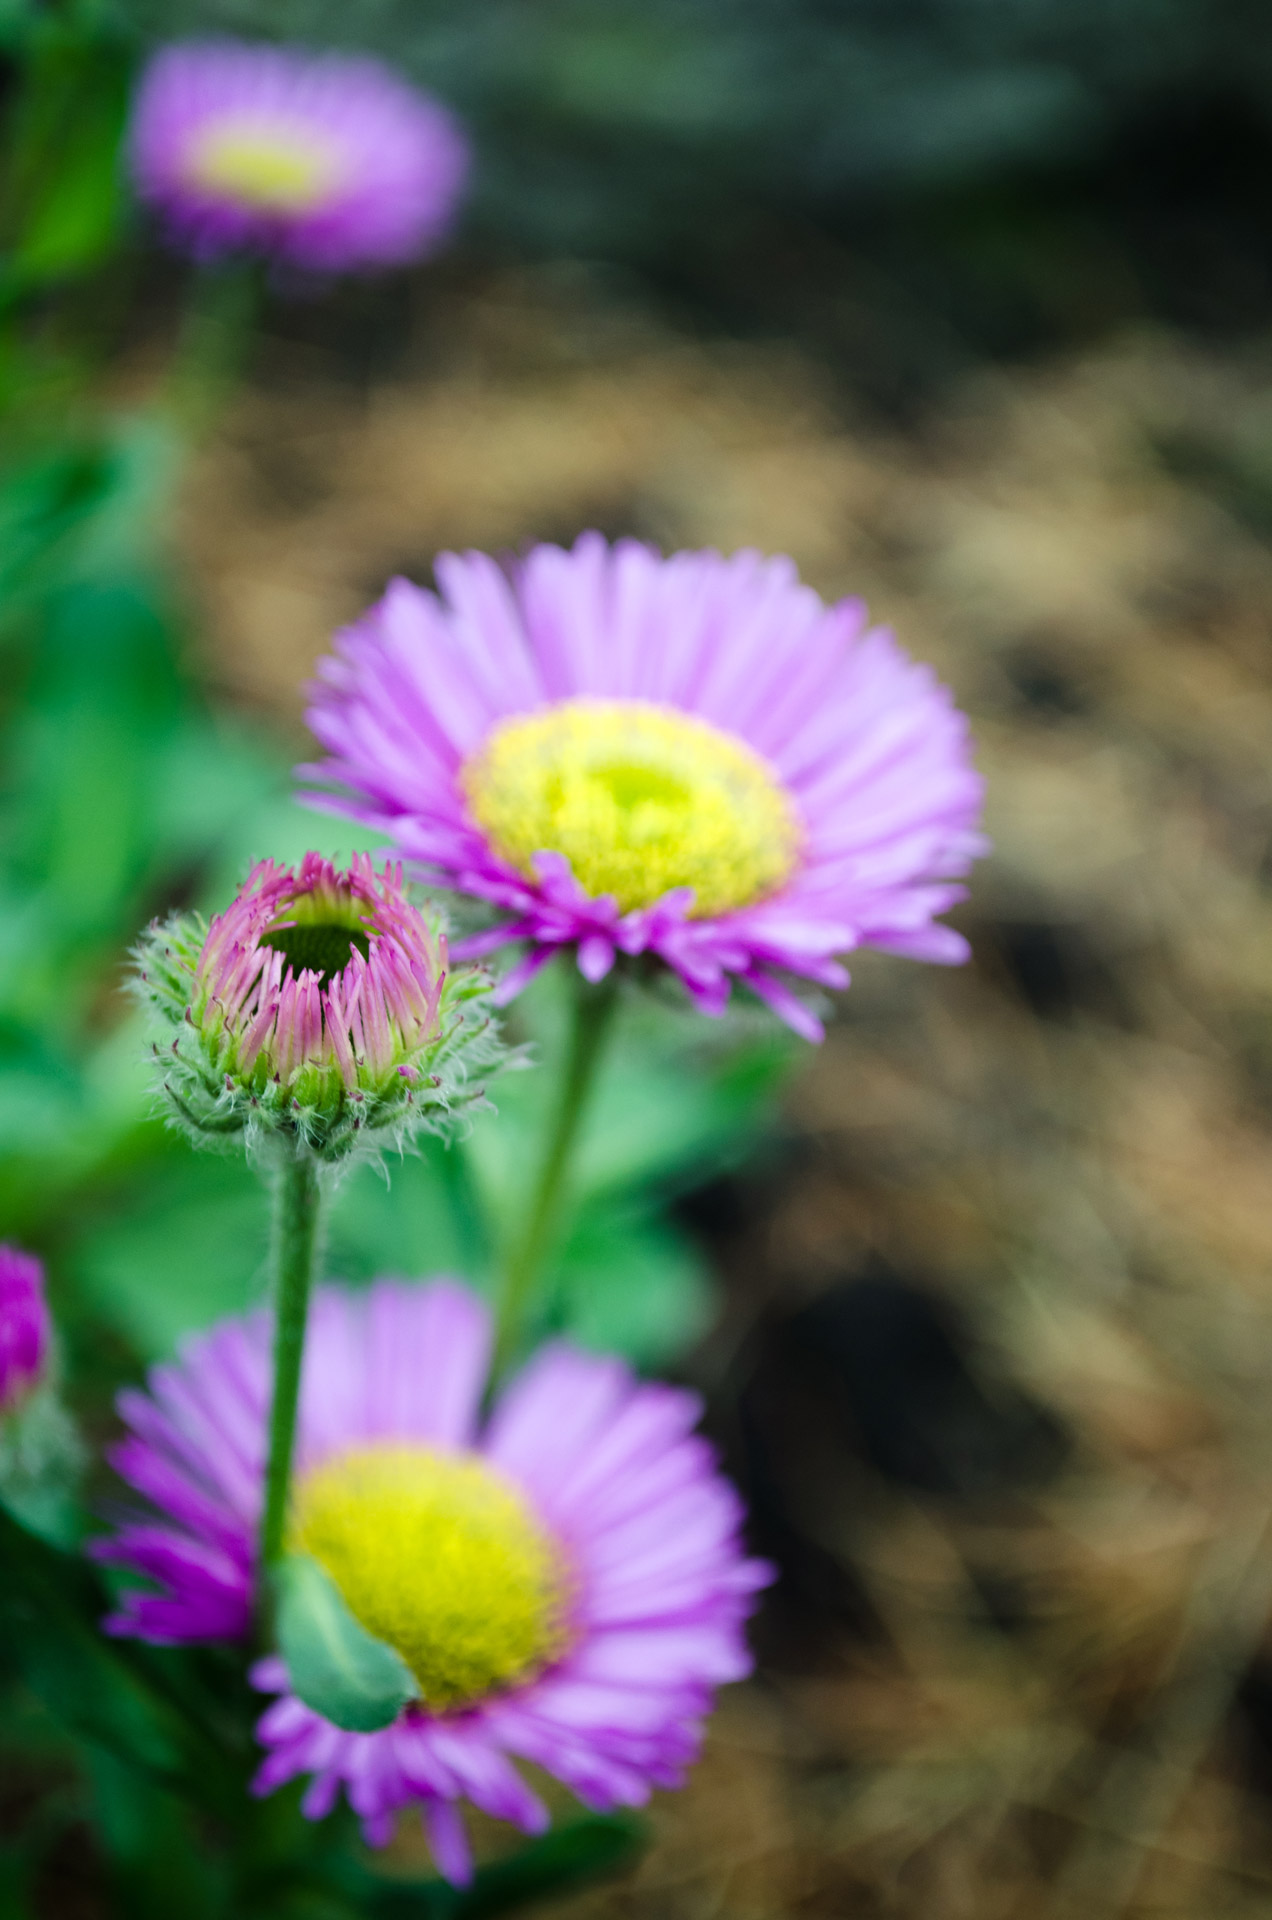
left=134, top=854, right=501, bottom=1163
left=196, top=853, right=446, bottom=1096
left=0, top=1246, right=50, bottom=1415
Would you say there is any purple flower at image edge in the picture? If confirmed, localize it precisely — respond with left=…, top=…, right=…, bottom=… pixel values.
left=92, top=1280, right=771, bottom=1882
left=128, top=40, right=469, bottom=271
left=0, top=1245, right=50, bottom=1415
left=302, top=535, right=989, bottom=1041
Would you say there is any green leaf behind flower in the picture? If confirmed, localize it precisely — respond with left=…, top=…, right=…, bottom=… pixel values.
left=0, top=16, right=132, bottom=303
left=0, top=1501, right=236, bottom=1804
left=274, top=1554, right=420, bottom=1734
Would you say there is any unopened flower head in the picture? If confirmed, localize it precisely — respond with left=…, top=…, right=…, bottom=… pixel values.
left=94, top=1279, right=770, bottom=1881
left=134, top=853, right=501, bottom=1162
left=303, top=535, right=988, bottom=1041
left=128, top=40, right=469, bottom=272
left=0, top=1246, right=50, bottom=1417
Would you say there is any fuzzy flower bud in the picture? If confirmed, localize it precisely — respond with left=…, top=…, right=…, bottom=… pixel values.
left=134, top=854, right=502, bottom=1164
left=0, top=1246, right=50, bottom=1417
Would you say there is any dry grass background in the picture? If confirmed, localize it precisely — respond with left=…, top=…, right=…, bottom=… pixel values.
left=176, top=267, right=1272, bottom=1918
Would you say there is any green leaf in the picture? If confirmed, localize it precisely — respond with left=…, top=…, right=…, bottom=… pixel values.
left=556, top=1203, right=712, bottom=1364
left=466, top=962, right=795, bottom=1235
left=0, top=441, right=119, bottom=610
left=274, top=1555, right=419, bottom=1734
left=0, top=1502, right=216, bottom=1790
left=70, top=1147, right=264, bottom=1360
left=87, top=1749, right=225, bottom=1920
left=0, top=23, right=132, bottom=299
left=455, top=958, right=795, bottom=1359
left=0, top=1846, right=33, bottom=1920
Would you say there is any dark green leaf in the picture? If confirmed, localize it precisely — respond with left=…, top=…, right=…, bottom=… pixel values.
left=88, top=1749, right=225, bottom=1920
left=556, top=1203, right=712, bottom=1363
left=0, top=23, right=132, bottom=298
left=0, top=1501, right=213, bottom=1789
left=0, top=441, right=119, bottom=613
left=275, top=1555, right=419, bottom=1734
left=0, top=1841, right=33, bottom=1920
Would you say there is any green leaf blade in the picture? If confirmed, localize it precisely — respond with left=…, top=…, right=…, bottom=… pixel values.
left=0, top=1503, right=219, bottom=1793
left=274, top=1554, right=418, bottom=1734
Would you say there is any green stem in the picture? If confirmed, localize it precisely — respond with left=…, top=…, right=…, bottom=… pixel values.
left=259, top=1149, right=324, bottom=1579
left=494, top=968, right=619, bottom=1371
left=166, top=259, right=260, bottom=437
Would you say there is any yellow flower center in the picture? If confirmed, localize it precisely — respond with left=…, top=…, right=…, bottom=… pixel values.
left=185, top=124, right=340, bottom=213
left=290, top=1444, right=570, bottom=1713
left=461, top=698, right=802, bottom=917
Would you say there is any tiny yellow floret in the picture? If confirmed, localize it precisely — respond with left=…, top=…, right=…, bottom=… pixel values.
left=291, top=1444, right=570, bottom=1712
left=186, top=123, right=340, bottom=212
left=462, top=698, right=802, bottom=916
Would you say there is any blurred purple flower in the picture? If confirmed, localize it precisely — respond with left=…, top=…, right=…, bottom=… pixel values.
left=128, top=40, right=469, bottom=272
left=303, top=534, right=988, bottom=1040
left=93, top=1279, right=770, bottom=1880
left=0, top=1246, right=50, bottom=1416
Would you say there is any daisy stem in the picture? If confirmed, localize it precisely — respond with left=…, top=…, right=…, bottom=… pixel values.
left=167, top=258, right=260, bottom=438
left=494, top=967, right=620, bottom=1372
left=259, top=1147, right=325, bottom=1579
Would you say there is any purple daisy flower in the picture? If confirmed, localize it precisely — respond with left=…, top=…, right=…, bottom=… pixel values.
left=302, top=535, right=987, bottom=1041
left=93, top=1279, right=769, bottom=1880
left=128, top=40, right=469, bottom=273
left=0, top=1245, right=50, bottom=1416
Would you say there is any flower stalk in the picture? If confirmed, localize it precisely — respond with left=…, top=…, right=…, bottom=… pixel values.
left=259, top=1147, right=325, bottom=1576
left=494, top=967, right=619, bottom=1371
left=167, top=258, right=260, bottom=437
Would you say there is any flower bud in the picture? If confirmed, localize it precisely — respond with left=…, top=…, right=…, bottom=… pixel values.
left=0, top=1246, right=50, bottom=1416
left=134, top=854, right=502, bottom=1164
left=0, top=1246, right=81, bottom=1541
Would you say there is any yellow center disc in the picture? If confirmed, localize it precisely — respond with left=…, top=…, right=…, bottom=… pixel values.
left=186, top=125, right=340, bottom=212
left=291, top=1444, right=570, bottom=1713
left=461, top=697, right=801, bottom=917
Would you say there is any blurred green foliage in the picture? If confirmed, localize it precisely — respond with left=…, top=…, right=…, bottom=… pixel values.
left=0, top=10, right=130, bottom=301
left=0, top=414, right=789, bottom=1380
left=0, top=9, right=800, bottom=1903
left=0, top=0, right=793, bottom=1386
left=0, top=2, right=137, bottom=425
